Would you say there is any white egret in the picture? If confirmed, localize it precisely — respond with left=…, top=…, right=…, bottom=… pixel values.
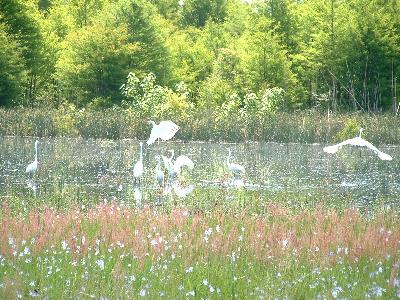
left=162, top=149, right=194, bottom=178
left=227, top=148, right=245, bottom=175
left=155, top=156, right=164, bottom=188
left=26, top=140, right=40, bottom=175
left=133, top=142, right=144, bottom=183
left=147, top=120, right=179, bottom=145
left=323, top=128, right=392, bottom=161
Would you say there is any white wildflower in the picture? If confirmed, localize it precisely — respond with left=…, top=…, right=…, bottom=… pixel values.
left=96, top=259, right=105, bottom=270
left=331, top=286, right=343, bottom=299
left=61, top=240, right=68, bottom=250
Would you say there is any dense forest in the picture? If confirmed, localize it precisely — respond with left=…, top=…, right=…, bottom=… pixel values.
left=1, top=0, right=399, bottom=114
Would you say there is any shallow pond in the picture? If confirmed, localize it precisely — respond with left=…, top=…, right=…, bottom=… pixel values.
left=0, top=136, right=399, bottom=210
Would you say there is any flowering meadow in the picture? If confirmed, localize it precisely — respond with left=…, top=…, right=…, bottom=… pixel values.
left=1, top=200, right=400, bottom=299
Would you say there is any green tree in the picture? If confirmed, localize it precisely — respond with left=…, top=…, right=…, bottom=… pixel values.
left=115, top=0, right=171, bottom=84
left=56, top=22, right=138, bottom=106
left=0, top=23, right=26, bottom=105
left=0, top=0, right=45, bottom=104
left=236, top=17, right=297, bottom=98
left=180, top=0, right=227, bottom=28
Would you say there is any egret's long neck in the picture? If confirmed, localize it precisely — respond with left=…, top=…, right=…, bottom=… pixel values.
left=359, top=129, right=363, bottom=138
left=227, top=150, right=231, bottom=165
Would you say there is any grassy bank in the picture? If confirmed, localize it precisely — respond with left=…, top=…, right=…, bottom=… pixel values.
left=1, top=107, right=400, bottom=144
left=1, top=203, right=399, bottom=299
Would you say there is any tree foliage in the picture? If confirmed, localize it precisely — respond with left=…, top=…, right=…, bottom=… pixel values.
left=0, top=0, right=399, bottom=113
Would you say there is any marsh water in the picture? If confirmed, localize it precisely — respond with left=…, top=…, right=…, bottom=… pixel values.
left=0, top=136, right=399, bottom=209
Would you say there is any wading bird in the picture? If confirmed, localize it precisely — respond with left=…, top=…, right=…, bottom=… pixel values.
left=26, top=140, right=40, bottom=176
left=133, top=142, right=144, bottom=183
left=323, top=128, right=392, bottom=161
left=147, top=120, right=179, bottom=145
left=227, top=148, right=245, bottom=176
left=162, top=149, right=194, bottom=178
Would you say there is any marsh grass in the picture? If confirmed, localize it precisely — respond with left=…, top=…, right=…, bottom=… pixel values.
left=1, top=202, right=399, bottom=298
left=1, top=107, right=400, bottom=144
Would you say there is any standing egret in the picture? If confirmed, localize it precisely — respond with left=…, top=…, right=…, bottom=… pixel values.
left=162, top=149, right=194, bottom=178
left=147, top=120, right=179, bottom=145
left=26, top=140, right=40, bottom=176
left=133, top=142, right=144, bottom=183
left=155, top=156, right=164, bottom=188
left=227, top=148, right=245, bottom=176
left=323, top=128, right=392, bottom=161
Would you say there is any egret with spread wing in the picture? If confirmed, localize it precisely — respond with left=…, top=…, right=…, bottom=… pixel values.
left=323, top=128, right=392, bottom=161
left=147, top=120, right=179, bottom=145
left=162, top=149, right=194, bottom=178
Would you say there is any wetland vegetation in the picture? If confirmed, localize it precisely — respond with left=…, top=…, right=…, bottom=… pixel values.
left=1, top=0, right=400, bottom=298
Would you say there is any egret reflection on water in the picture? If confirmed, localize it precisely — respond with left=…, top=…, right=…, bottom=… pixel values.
left=133, top=142, right=144, bottom=183
left=173, top=183, right=194, bottom=198
left=155, top=156, right=164, bottom=188
left=26, top=179, right=38, bottom=197
left=134, top=187, right=142, bottom=206
left=323, top=128, right=393, bottom=161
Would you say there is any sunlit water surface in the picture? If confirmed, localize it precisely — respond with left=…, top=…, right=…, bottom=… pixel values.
left=1, top=137, right=399, bottom=209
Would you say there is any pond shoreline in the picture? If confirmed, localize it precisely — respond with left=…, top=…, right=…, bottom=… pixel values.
left=1, top=108, right=400, bottom=144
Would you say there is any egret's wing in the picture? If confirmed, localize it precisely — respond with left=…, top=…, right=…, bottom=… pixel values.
left=377, top=151, right=393, bottom=161
left=360, top=139, right=393, bottom=160
left=158, top=121, right=179, bottom=141
left=146, top=126, right=160, bottom=145
left=173, top=155, right=194, bottom=174
left=323, top=138, right=357, bottom=154
left=159, top=121, right=179, bottom=130
left=26, top=161, right=37, bottom=173
left=229, top=163, right=245, bottom=173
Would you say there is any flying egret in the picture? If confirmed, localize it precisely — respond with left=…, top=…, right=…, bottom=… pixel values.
left=147, top=120, right=179, bottom=145
left=162, top=149, right=194, bottom=178
left=133, top=142, right=144, bottom=183
left=155, top=155, right=164, bottom=188
left=323, top=128, right=392, bottom=161
left=26, top=140, right=40, bottom=175
left=227, top=148, right=245, bottom=176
